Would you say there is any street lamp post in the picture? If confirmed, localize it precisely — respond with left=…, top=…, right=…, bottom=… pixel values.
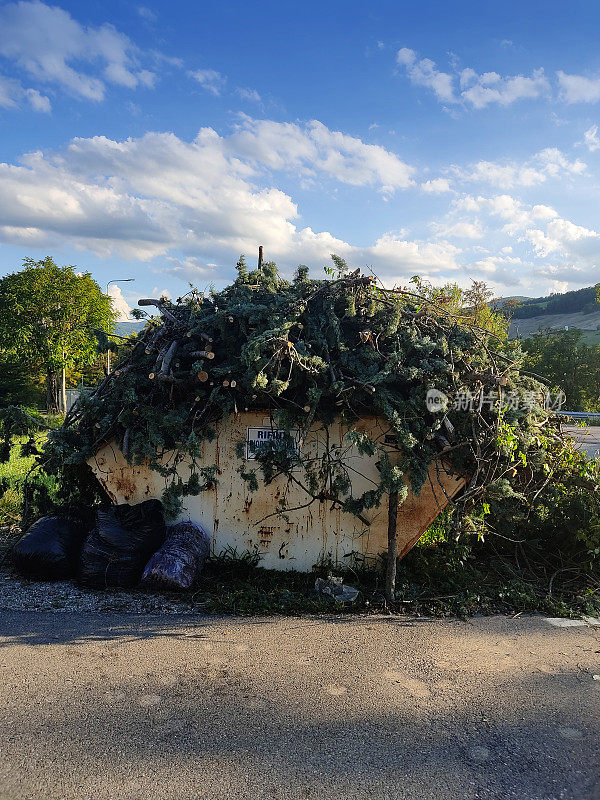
left=106, top=278, right=135, bottom=373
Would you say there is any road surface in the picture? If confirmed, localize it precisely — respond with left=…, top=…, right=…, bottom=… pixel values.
left=563, top=424, right=600, bottom=459
left=0, top=611, right=599, bottom=800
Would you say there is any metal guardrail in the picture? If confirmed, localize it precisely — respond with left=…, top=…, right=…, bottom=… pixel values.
left=556, top=411, right=600, bottom=420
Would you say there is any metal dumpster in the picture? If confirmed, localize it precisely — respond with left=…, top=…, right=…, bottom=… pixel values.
left=89, top=411, right=464, bottom=571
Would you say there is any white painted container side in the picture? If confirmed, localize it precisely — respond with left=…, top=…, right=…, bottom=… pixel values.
left=90, top=412, right=464, bottom=572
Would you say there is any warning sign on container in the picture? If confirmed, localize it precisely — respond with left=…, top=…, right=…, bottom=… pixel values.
left=246, top=427, right=299, bottom=460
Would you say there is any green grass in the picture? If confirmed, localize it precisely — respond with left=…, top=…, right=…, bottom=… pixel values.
left=146, top=532, right=599, bottom=619
left=0, top=439, right=37, bottom=527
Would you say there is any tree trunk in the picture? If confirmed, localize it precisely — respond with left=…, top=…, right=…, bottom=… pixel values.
left=385, top=489, right=399, bottom=603
left=46, top=371, right=60, bottom=413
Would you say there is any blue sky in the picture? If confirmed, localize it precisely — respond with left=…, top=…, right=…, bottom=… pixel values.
left=1, top=0, right=600, bottom=317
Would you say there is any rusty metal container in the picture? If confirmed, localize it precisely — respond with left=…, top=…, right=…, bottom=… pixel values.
left=90, top=412, right=464, bottom=572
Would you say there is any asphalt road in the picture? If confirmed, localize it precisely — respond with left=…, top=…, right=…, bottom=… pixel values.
left=563, top=425, right=600, bottom=459
left=0, top=612, right=598, bottom=800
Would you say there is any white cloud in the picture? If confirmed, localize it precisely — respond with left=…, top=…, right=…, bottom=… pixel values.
left=525, top=218, right=600, bottom=258
left=0, top=74, right=22, bottom=108
left=1, top=116, right=598, bottom=296
left=478, top=193, right=600, bottom=262
left=421, top=177, right=453, bottom=193
left=229, top=116, right=415, bottom=194
left=0, top=122, right=415, bottom=264
left=583, top=125, right=600, bottom=152
left=432, top=221, right=484, bottom=239
left=458, top=148, right=586, bottom=189
left=548, top=280, right=569, bottom=294
left=25, top=87, right=51, bottom=112
left=236, top=87, right=261, bottom=103
left=0, top=73, right=50, bottom=111
left=108, top=283, right=132, bottom=321
left=364, top=234, right=461, bottom=276
left=438, top=191, right=600, bottom=290
left=557, top=71, right=600, bottom=103
left=468, top=254, right=525, bottom=286
left=0, top=122, right=465, bottom=289
left=151, top=287, right=172, bottom=300
left=0, top=0, right=156, bottom=102
left=189, top=69, right=226, bottom=96
left=396, top=48, right=549, bottom=108
left=459, top=67, right=549, bottom=108
left=396, top=48, right=456, bottom=103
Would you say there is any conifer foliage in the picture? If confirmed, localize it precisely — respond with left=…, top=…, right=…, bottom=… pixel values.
left=43, top=258, right=555, bottom=528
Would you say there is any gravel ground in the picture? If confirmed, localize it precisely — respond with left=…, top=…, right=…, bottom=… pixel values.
left=0, top=567, right=198, bottom=614
left=0, top=527, right=200, bottom=614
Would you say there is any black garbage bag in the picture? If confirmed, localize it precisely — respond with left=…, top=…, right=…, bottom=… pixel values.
left=78, top=500, right=166, bottom=589
left=13, top=512, right=95, bottom=580
left=141, top=521, right=210, bottom=591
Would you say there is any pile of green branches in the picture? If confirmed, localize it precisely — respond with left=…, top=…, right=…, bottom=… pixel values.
left=39, top=257, right=560, bottom=532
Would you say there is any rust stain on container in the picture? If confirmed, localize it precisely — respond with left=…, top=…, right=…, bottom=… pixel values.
left=258, top=526, right=276, bottom=548
left=113, top=471, right=137, bottom=502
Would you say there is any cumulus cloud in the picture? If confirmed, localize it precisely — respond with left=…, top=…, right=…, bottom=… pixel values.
left=420, top=177, right=453, bottom=193
left=557, top=71, right=600, bottom=103
left=396, top=48, right=456, bottom=103
left=0, top=120, right=472, bottom=291
left=0, top=121, right=418, bottom=273
left=1, top=116, right=597, bottom=296
left=0, top=0, right=156, bottom=102
left=189, top=69, right=226, bottom=96
left=525, top=218, right=600, bottom=258
left=108, top=283, right=132, bottom=321
left=478, top=193, right=600, bottom=262
left=436, top=189, right=600, bottom=291
left=459, top=67, right=549, bottom=108
left=229, top=116, right=415, bottom=194
left=396, top=47, right=550, bottom=108
left=456, top=148, right=586, bottom=189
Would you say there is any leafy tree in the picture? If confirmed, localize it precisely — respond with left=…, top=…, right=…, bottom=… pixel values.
left=0, top=350, right=40, bottom=406
left=407, top=276, right=510, bottom=337
left=521, top=329, right=600, bottom=410
left=0, top=257, right=115, bottom=412
left=513, top=284, right=600, bottom=319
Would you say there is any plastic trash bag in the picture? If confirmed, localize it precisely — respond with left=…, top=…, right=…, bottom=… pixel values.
left=141, top=521, right=210, bottom=590
left=78, top=500, right=166, bottom=589
left=315, top=575, right=359, bottom=604
left=13, top=512, right=95, bottom=580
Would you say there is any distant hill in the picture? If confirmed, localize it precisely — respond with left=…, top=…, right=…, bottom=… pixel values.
left=505, top=284, right=600, bottom=342
left=511, top=285, right=599, bottom=319
left=114, top=320, right=145, bottom=337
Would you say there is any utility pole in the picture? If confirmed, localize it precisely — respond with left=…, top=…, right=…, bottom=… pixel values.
left=106, top=278, right=135, bottom=373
